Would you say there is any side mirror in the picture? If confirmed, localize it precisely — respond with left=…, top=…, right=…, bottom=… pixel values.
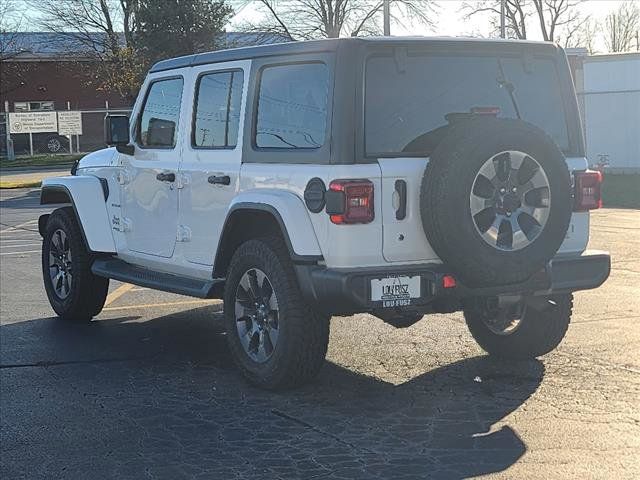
left=104, top=114, right=134, bottom=155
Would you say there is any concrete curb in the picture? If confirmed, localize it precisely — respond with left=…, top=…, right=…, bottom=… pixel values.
left=0, top=180, right=42, bottom=189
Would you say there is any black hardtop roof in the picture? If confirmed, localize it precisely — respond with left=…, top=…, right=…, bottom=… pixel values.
left=149, top=36, right=559, bottom=73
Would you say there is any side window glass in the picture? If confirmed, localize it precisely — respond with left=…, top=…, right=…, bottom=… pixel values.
left=256, top=63, right=328, bottom=149
left=193, top=70, right=244, bottom=148
left=138, top=77, right=184, bottom=148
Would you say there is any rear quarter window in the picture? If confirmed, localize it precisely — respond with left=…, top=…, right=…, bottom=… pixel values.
left=255, top=63, right=329, bottom=149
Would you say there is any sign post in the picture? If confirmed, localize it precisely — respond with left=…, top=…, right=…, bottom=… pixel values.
left=66, top=101, right=73, bottom=154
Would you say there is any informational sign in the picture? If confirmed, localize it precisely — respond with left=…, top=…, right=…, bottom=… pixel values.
left=8, top=112, right=58, bottom=134
left=57, top=111, right=83, bottom=135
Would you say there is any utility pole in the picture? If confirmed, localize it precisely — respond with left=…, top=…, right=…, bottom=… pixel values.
left=500, top=0, right=506, bottom=38
left=383, top=0, right=391, bottom=36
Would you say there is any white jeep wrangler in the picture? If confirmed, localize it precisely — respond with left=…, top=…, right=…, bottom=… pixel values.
left=40, top=38, right=610, bottom=389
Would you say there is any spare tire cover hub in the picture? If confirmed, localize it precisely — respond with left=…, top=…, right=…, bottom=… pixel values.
left=470, top=150, right=551, bottom=251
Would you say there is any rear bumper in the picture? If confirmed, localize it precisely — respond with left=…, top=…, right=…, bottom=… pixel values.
left=295, top=250, right=610, bottom=316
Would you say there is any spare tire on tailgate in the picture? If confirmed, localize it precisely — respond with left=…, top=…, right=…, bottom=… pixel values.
left=421, top=118, right=572, bottom=287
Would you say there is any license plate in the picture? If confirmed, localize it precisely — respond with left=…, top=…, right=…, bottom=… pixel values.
left=370, top=275, right=421, bottom=307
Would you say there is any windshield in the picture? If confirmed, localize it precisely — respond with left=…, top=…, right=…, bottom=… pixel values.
left=365, top=52, right=570, bottom=156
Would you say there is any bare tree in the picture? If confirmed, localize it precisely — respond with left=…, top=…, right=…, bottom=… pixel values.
left=560, top=15, right=598, bottom=52
left=22, top=0, right=144, bottom=100
left=602, top=1, right=640, bottom=53
left=462, top=0, right=530, bottom=39
left=532, top=0, right=584, bottom=43
left=0, top=0, right=28, bottom=61
left=25, top=0, right=139, bottom=57
left=238, top=0, right=436, bottom=40
left=464, top=0, right=586, bottom=43
left=0, top=0, right=39, bottom=97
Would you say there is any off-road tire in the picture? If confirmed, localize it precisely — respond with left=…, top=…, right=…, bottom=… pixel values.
left=421, top=118, right=572, bottom=287
left=42, top=207, right=109, bottom=322
left=223, top=235, right=330, bottom=390
left=464, top=294, right=573, bottom=359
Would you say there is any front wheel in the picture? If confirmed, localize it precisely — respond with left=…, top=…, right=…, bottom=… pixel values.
left=42, top=207, right=109, bottom=322
left=464, top=294, right=573, bottom=359
left=223, top=235, right=330, bottom=390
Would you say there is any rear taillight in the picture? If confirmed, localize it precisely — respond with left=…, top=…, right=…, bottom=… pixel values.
left=326, top=179, right=374, bottom=224
left=574, top=170, right=603, bottom=211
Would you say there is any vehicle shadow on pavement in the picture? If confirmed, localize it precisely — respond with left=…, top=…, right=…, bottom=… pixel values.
left=0, top=189, right=45, bottom=211
left=1, top=306, right=544, bottom=479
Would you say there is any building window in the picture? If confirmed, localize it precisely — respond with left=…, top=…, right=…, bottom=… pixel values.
left=14, top=101, right=55, bottom=111
left=255, top=63, right=328, bottom=149
left=192, top=70, right=244, bottom=148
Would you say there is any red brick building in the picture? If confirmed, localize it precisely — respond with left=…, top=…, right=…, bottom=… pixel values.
left=1, top=32, right=131, bottom=112
left=1, top=32, right=287, bottom=156
left=1, top=33, right=132, bottom=155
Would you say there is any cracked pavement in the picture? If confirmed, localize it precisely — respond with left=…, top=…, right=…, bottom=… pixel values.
left=1, top=188, right=639, bottom=479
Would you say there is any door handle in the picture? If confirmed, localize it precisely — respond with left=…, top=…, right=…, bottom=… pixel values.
left=156, top=172, right=175, bottom=182
left=208, top=175, right=231, bottom=186
left=395, top=180, right=407, bottom=220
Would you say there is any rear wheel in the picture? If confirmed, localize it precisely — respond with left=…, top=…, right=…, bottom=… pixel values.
left=464, top=294, right=573, bottom=359
left=223, top=235, right=330, bottom=390
left=42, top=207, right=109, bottom=322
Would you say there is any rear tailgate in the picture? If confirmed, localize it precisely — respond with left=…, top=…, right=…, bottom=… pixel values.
left=366, top=44, right=589, bottom=265
left=378, top=157, right=438, bottom=263
left=378, top=156, right=590, bottom=264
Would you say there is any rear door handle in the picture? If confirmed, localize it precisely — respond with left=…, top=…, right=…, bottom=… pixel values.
left=395, top=180, right=407, bottom=220
left=156, top=172, right=175, bottom=182
left=208, top=175, right=231, bottom=186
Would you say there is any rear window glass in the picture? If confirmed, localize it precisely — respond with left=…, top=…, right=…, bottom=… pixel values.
left=255, top=63, right=329, bottom=149
left=365, top=53, right=569, bottom=156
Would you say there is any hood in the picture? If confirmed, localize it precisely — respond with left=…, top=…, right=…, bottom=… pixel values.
left=78, top=147, right=119, bottom=169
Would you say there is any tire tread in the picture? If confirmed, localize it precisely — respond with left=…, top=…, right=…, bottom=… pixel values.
left=42, top=207, right=109, bottom=322
left=464, top=294, right=573, bottom=359
left=224, top=235, right=329, bottom=390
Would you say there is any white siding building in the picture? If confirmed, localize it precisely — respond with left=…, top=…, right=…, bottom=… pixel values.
left=572, top=52, right=640, bottom=173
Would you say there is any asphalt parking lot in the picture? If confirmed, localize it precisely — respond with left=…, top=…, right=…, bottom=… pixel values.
left=1, top=187, right=639, bottom=479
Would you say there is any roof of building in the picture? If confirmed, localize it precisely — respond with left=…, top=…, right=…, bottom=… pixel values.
left=0, top=31, right=289, bottom=61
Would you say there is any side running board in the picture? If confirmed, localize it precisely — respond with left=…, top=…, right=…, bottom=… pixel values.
left=91, top=258, right=223, bottom=299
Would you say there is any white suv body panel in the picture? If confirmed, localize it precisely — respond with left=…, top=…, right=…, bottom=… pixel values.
left=378, top=157, right=437, bottom=263
left=178, top=60, right=250, bottom=266
left=239, top=163, right=386, bottom=268
left=376, top=156, right=590, bottom=266
left=41, top=175, right=116, bottom=253
left=62, top=153, right=589, bottom=275
left=227, top=187, right=323, bottom=258
left=117, top=67, right=192, bottom=259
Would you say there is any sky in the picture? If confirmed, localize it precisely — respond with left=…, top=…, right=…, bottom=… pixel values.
left=6, top=0, right=632, bottom=51
left=229, top=0, right=628, bottom=42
